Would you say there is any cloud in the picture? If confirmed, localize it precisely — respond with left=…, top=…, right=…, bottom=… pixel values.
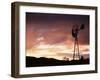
left=82, top=48, right=89, bottom=52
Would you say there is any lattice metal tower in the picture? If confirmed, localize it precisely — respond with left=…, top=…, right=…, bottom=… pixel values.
left=72, top=24, right=85, bottom=60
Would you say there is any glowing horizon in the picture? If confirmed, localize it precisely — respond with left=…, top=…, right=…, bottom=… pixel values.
left=26, top=44, right=89, bottom=60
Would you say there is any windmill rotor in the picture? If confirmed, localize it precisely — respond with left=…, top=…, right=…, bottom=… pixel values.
left=72, top=24, right=79, bottom=39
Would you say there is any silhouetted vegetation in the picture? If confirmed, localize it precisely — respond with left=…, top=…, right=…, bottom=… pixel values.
left=26, top=56, right=89, bottom=67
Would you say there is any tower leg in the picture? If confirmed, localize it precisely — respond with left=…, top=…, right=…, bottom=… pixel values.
left=77, top=39, right=80, bottom=59
left=73, top=39, right=76, bottom=60
left=75, top=38, right=80, bottom=60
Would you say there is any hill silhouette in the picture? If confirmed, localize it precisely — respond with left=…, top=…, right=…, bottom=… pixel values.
left=26, top=56, right=89, bottom=67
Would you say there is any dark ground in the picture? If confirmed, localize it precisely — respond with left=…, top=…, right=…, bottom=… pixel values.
left=26, top=56, right=89, bottom=67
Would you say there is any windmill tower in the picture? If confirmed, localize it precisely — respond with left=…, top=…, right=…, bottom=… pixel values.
left=72, top=24, right=85, bottom=60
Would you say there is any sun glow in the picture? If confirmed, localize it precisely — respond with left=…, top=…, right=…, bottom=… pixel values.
left=26, top=43, right=89, bottom=60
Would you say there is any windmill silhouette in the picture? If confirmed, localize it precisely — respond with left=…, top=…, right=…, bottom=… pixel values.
left=72, top=24, right=85, bottom=60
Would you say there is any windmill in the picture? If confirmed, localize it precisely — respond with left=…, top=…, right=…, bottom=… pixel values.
left=72, top=24, right=85, bottom=60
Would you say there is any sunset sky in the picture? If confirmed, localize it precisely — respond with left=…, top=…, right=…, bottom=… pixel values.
left=26, top=12, right=89, bottom=60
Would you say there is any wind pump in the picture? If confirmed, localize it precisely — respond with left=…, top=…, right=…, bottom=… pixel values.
left=72, top=24, right=85, bottom=60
